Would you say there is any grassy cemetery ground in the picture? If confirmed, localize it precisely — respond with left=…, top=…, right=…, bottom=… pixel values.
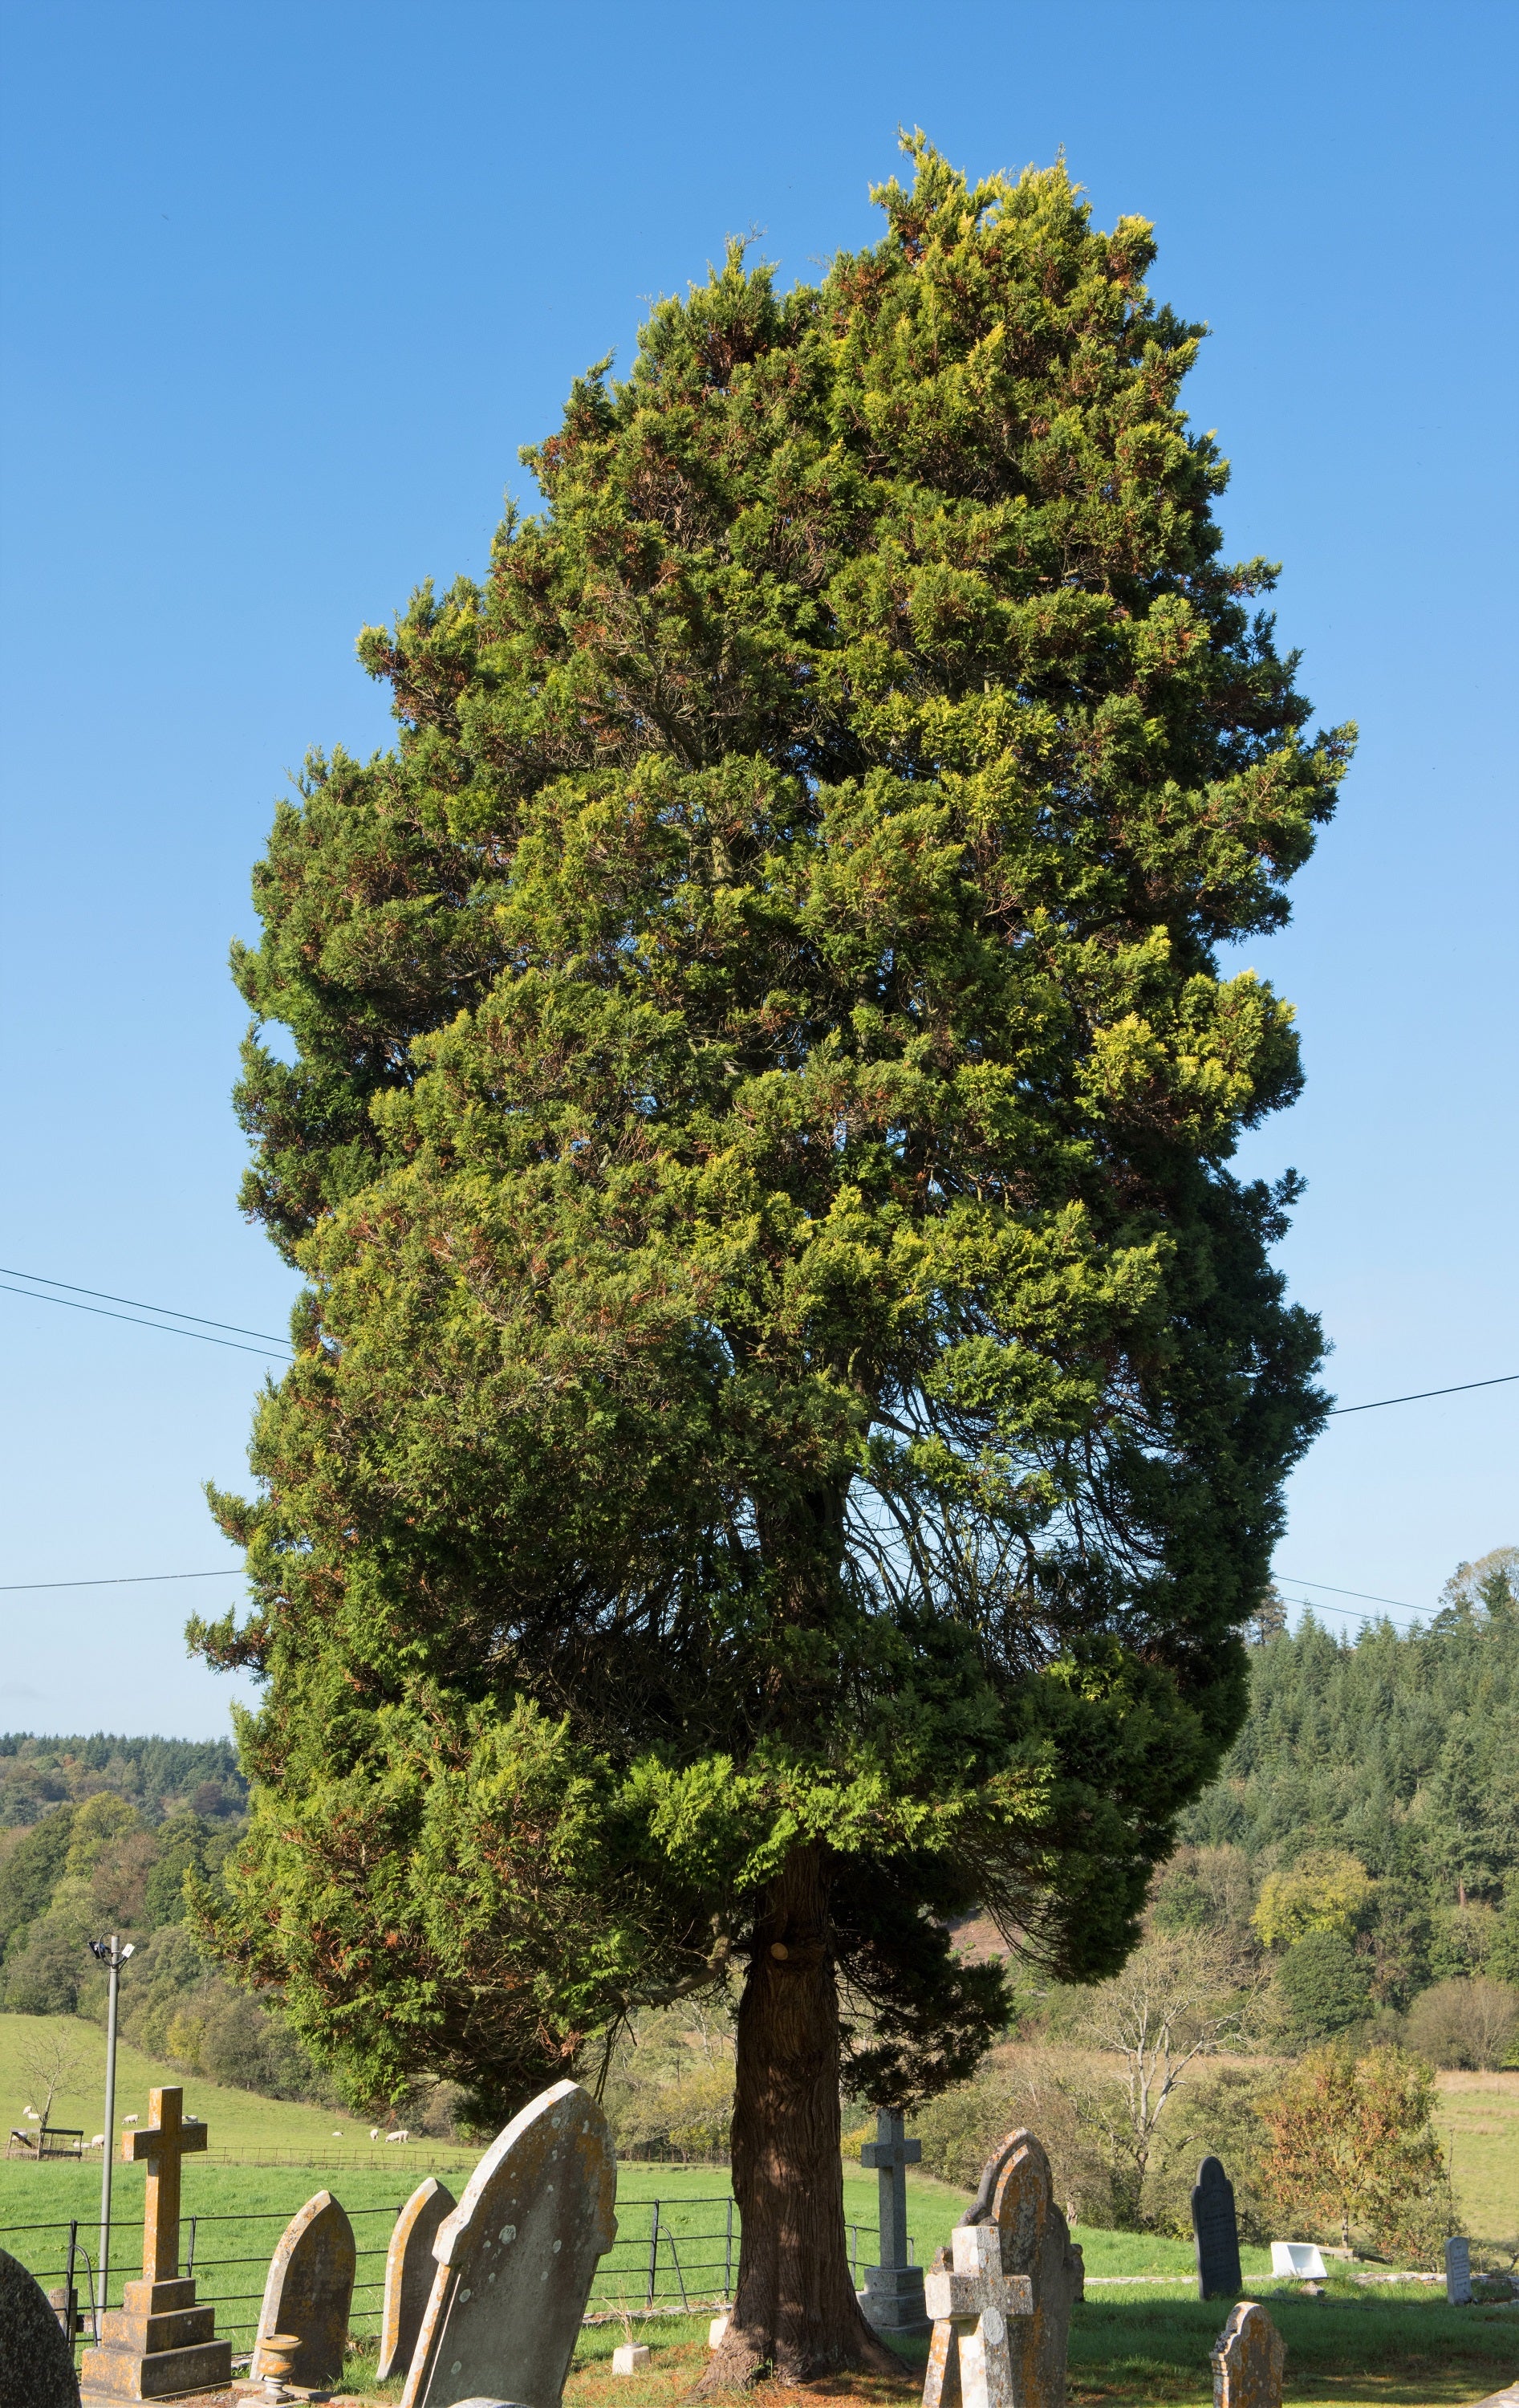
left=548, top=2288, right=1519, bottom=2408
left=5, top=2013, right=1517, bottom=2402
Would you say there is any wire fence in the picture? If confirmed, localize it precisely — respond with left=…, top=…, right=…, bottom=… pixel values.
left=0, top=2193, right=883, bottom=2365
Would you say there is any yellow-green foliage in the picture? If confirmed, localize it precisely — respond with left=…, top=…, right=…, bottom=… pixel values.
left=207, top=136, right=1346, bottom=2129
left=1253, top=1850, right=1372, bottom=1950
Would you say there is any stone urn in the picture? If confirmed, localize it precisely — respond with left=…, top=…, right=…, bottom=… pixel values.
left=254, top=2330, right=302, bottom=2401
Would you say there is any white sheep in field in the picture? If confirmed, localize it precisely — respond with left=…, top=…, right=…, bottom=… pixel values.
left=123, top=2114, right=138, bottom=2127
left=369, top=2128, right=380, bottom=2141
left=384, top=2128, right=411, bottom=2144
left=90, top=2134, right=105, bottom=2148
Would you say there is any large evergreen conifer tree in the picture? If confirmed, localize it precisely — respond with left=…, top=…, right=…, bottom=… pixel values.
left=201, top=141, right=1347, bottom=2381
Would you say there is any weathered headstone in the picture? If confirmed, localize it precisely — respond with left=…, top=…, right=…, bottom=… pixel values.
left=377, top=2176, right=458, bottom=2380
left=253, top=2188, right=356, bottom=2391
left=1444, top=2234, right=1473, bottom=2304
left=0, top=2246, right=79, bottom=2408
left=1192, top=2157, right=1242, bottom=2300
left=859, top=2109, right=928, bottom=2331
left=1211, top=2301, right=1284, bottom=2408
left=400, top=2077, right=616, bottom=2408
left=924, top=2223, right=1033, bottom=2408
left=76, top=2085, right=231, bottom=2405
left=923, top=2129, right=1081, bottom=2408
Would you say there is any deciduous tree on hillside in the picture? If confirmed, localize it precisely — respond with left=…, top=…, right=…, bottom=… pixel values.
left=196, top=137, right=1345, bottom=2383
left=1257, top=2044, right=1452, bottom=2261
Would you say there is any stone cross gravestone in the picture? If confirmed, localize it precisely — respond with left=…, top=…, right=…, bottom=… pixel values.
left=0, top=2245, right=79, bottom=2408
left=1444, top=2235, right=1473, bottom=2305
left=400, top=2078, right=616, bottom=2408
left=923, top=2129, right=1082, bottom=2408
left=924, top=2223, right=1033, bottom=2408
left=253, top=2189, right=357, bottom=2391
left=859, top=2109, right=928, bottom=2331
left=1192, top=2157, right=1242, bottom=2300
left=1211, top=2301, right=1284, bottom=2408
left=76, top=2086, right=232, bottom=2406
left=378, top=2177, right=458, bottom=2381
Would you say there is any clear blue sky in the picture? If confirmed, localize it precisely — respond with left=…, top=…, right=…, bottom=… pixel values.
left=2, top=0, right=1514, bottom=1737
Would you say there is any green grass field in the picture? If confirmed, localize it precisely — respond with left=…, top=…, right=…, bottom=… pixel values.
left=0, top=2011, right=481, bottom=2167
left=1437, top=2071, right=1519, bottom=2247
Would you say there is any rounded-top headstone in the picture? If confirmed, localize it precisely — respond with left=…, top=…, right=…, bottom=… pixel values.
left=402, top=2077, right=616, bottom=2408
left=0, top=2246, right=80, bottom=2408
left=1192, top=2154, right=1243, bottom=2300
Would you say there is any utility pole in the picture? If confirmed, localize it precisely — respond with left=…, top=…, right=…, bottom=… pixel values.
left=88, top=1934, right=134, bottom=2329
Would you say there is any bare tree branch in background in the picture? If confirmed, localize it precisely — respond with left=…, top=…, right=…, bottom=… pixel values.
left=1061, top=1934, right=1267, bottom=2223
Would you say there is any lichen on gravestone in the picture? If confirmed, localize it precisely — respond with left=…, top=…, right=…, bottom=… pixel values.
left=1211, top=2300, right=1285, bottom=2408
left=401, top=2077, right=616, bottom=2408
left=253, top=2189, right=357, bottom=2393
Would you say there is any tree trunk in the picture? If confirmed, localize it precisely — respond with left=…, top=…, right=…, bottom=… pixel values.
left=697, top=1844, right=903, bottom=2391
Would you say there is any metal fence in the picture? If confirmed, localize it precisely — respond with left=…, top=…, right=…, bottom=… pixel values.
left=587, top=2198, right=879, bottom=2316
left=0, top=2202, right=401, bottom=2359
left=1, top=2194, right=883, bottom=2364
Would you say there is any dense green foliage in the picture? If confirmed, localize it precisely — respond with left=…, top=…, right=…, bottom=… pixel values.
left=0, top=1746, right=334, bottom=2105
left=1180, top=1552, right=1519, bottom=1986
left=0, top=1734, right=244, bottom=1828
left=203, top=138, right=1345, bottom=2124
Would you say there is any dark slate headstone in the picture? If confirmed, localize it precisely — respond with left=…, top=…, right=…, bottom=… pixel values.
left=0, top=2246, right=80, bottom=2408
left=1192, top=2155, right=1242, bottom=2300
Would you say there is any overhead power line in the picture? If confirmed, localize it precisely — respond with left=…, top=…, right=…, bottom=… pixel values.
left=0, top=1270, right=292, bottom=1359
left=0, top=1266, right=290, bottom=1343
left=1328, top=1372, right=1519, bottom=1414
left=4, top=1263, right=1515, bottom=1407
left=1274, top=1573, right=1419, bottom=1612
left=0, top=1568, right=247, bottom=1592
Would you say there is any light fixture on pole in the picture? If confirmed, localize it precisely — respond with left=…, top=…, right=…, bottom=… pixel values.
left=88, top=1934, right=134, bottom=2329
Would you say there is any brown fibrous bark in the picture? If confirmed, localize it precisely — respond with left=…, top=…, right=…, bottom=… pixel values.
left=694, top=1845, right=906, bottom=2393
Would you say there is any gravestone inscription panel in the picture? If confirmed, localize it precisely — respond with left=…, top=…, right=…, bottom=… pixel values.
left=1444, top=2235, right=1472, bottom=2305
left=1192, top=2157, right=1242, bottom=2300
